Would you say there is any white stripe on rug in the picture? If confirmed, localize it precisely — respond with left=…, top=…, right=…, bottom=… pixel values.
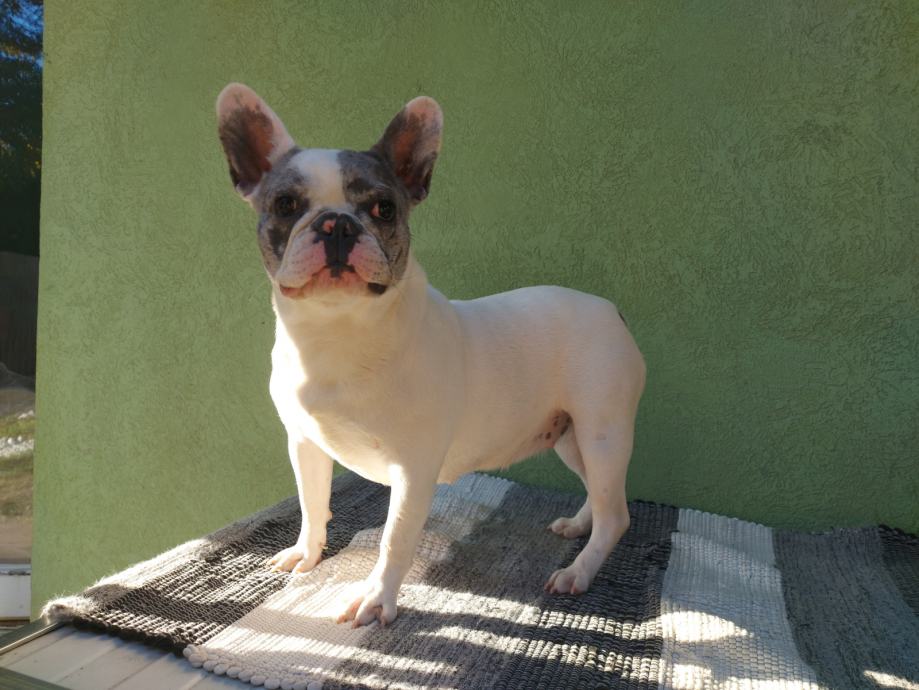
left=185, top=473, right=513, bottom=690
left=657, top=509, right=822, bottom=690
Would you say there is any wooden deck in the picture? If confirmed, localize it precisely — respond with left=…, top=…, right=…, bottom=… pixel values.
left=0, top=622, right=239, bottom=689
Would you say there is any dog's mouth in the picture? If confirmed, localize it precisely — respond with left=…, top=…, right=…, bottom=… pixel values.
left=279, top=266, right=387, bottom=299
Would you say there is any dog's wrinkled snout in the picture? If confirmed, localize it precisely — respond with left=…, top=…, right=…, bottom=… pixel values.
left=313, top=212, right=362, bottom=277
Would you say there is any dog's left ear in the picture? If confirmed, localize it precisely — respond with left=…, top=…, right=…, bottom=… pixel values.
left=216, top=83, right=295, bottom=200
left=373, top=97, right=443, bottom=204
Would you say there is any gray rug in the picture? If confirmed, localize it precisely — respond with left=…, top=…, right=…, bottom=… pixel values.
left=44, top=472, right=919, bottom=690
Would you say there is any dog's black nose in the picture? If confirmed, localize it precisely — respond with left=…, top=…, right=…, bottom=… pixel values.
left=313, top=212, right=361, bottom=276
left=317, top=214, right=360, bottom=238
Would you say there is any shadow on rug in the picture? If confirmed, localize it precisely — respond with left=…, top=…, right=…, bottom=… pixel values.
left=44, top=472, right=919, bottom=690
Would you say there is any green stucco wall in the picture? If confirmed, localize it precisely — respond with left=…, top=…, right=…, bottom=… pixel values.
left=34, top=1, right=919, bottom=613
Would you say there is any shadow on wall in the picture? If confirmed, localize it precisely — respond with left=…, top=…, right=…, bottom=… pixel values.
left=0, top=252, right=38, bottom=378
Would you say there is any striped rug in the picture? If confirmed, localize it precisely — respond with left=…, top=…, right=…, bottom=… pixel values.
left=44, top=472, right=919, bottom=689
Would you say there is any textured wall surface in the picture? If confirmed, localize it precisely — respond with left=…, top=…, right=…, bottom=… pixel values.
left=34, top=1, right=919, bottom=612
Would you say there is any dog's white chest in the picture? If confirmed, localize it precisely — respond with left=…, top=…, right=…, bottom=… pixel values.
left=269, top=350, right=393, bottom=484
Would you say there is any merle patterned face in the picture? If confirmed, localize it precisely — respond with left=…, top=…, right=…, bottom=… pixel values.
left=251, top=148, right=308, bottom=274
left=216, top=84, right=443, bottom=297
left=336, top=149, right=413, bottom=282
left=248, top=148, right=412, bottom=291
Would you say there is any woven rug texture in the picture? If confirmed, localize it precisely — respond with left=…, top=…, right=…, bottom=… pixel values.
left=44, top=472, right=919, bottom=690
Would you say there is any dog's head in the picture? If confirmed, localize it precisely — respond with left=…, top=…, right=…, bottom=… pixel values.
left=216, top=83, right=442, bottom=299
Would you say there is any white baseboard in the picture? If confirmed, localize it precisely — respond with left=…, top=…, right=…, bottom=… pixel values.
left=0, top=565, right=30, bottom=619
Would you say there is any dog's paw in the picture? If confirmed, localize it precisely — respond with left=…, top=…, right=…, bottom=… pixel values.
left=336, top=579, right=398, bottom=628
left=547, top=516, right=591, bottom=539
left=544, top=564, right=592, bottom=595
left=266, top=544, right=321, bottom=574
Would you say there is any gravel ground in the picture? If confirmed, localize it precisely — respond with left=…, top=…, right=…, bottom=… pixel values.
left=0, top=381, right=34, bottom=563
left=0, top=427, right=33, bottom=461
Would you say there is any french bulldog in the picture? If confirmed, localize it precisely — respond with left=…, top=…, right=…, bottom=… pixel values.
left=215, top=83, right=645, bottom=628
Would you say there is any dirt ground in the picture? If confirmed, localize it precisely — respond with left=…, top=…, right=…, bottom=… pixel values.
left=0, top=386, right=33, bottom=419
left=0, top=517, right=31, bottom=563
left=0, top=382, right=34, bottom=564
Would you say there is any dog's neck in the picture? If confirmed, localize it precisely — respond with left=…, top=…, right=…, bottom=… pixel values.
left=271, top=254, right=430, bottom=379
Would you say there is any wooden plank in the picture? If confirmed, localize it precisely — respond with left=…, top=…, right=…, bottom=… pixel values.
left=0, top=667, right=67, bottom=689
left=5, top=629, right=121, bottom=682
left=111, top=653, right=215, bottom=690
left=1, top=623, right=239, bottom=690
left=0, top=626, right=74, bottom=666
left=57, top=637, right=165, bottom=690
left=0, top=617, right=63, bottom=657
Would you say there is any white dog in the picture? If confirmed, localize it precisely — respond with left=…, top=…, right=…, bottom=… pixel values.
left=216, top=84, right=645, bottom=627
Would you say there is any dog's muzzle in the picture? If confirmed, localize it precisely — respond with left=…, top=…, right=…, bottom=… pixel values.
left=312, top=211, right=362, bottom=278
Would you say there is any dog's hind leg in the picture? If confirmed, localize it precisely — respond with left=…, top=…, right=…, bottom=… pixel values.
left=547, top=427, right=593, bottom=539
left=545, top=416, right=634, bottom=595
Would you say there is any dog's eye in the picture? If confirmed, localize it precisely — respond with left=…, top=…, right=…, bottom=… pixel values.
left=274, top=195, right=300, bottom=217
left=372, top=199, right=396, bottom=222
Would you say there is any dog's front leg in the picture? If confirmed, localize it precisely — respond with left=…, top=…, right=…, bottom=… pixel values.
left=337, top=464, right=438, bottom=628
left=268, top=436, right=333, bottom=573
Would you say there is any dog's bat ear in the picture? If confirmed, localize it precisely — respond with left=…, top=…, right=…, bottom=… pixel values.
left=372, top=97, right=443, bottom=204
left=216, top=83, right=295, bottom=200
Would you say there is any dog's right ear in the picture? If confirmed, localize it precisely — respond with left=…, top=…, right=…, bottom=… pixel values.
left=372, top=97, right=443, bottom=204
left=216, top=83, right=295, bottom=200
